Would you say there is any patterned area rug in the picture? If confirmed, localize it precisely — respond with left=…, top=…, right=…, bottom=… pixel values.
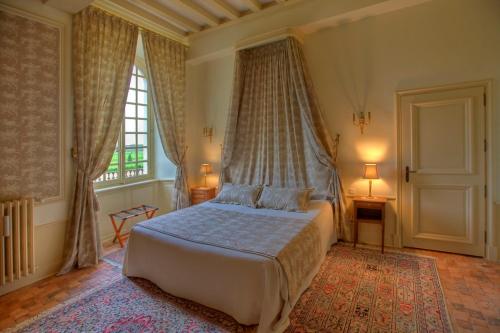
left=9, top=244, right=453, bottom=333
left=289, top=245, right=453, bottom=333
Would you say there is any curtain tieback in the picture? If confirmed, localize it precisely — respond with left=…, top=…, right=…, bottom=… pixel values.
left=75, top=166, right=100, bottom=210
left=172, top=146, right=188, bottom=190
left=71, top=147, right=78, bottom=160
left=76, top=166, right=94, bottom=180
left=174, top=167, right=185, bottom=190
left=179, top=145, right=188, bottom=164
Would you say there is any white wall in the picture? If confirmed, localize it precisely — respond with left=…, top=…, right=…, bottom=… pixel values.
left=185, top=0, right=500, bottom=255
left=303, top=0, right=500, bottom=252
left=185, top=55, right=235, bottom=188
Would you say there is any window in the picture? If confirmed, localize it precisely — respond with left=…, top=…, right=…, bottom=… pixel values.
left=95, top=64, right=153, bottom=185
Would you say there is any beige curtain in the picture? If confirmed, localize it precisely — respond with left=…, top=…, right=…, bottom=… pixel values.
left=59, top=7, right=138, bottom=274
left=142, top=30, right=189, bottom=209
left=221, top=37, right=347, bottom=237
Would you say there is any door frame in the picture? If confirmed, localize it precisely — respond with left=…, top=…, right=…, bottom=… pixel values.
left=395, top=79, right=496, bottom=260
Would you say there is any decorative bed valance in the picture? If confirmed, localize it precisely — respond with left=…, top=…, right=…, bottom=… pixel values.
left=220, top=37, right=346, bottom=236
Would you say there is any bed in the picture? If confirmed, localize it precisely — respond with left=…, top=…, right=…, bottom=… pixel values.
left=123, top=199, right=337, bottom=333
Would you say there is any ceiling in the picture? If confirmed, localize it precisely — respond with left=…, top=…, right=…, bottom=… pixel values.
left=41, top=0, right=432, bottom=52
left=42, top=0, right=294, bottom=41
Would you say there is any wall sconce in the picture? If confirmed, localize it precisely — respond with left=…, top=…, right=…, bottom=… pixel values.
left=203, top=126, right=213, bottom=143
left=353, top=111, right=371, bottom=134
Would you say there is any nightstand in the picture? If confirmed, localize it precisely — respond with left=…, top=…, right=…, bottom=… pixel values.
left=191, top=187, right=216, bottom=205
left=352, top=197, right=387, bottom=253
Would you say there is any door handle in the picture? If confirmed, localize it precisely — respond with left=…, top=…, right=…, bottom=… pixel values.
left=405, top=166, right=416, bottom=183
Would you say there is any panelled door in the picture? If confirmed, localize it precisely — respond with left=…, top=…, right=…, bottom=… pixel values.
left=399, top=84, right=486, bottom=256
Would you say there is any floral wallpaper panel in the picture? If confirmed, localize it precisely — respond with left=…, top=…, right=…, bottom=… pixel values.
left=0, top=9, right=61, bottom=202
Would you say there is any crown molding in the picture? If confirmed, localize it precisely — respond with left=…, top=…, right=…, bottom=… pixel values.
left=92, top=0, right=189, bottom=46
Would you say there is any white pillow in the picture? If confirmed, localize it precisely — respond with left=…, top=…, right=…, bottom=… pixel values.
left=257, top=186, right=314, bottom=212
left=212, top=183, right=263, bottom=208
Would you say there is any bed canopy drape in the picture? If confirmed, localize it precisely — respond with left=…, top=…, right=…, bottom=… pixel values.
left=220, top=37, right=347, bottom=237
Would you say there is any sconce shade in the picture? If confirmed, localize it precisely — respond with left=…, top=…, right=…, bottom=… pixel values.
left=200, top=163, right=212, bottom=175
left=363, top=163, right=379, bottom=179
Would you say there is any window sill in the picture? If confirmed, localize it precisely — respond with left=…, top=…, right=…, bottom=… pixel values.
left=95, top=178, right=174, bottom=194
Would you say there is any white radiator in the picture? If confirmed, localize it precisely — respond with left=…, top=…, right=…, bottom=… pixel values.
left=0, top=198, right=35, bottom=286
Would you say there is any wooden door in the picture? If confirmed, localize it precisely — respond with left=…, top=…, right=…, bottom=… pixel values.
left=399, top=84, right=486, bottom=256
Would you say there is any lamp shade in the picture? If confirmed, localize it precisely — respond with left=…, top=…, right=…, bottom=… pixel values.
left=363, top=163, right=379, bottom=179
left=200, top=163, right=212, bottom=175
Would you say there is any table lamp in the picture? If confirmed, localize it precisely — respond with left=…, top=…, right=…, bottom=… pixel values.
left=200, top=163, right=212, bottom=187
left=363, top=163, right=379, bottom=198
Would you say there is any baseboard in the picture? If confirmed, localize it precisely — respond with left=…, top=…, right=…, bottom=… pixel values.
left=0, top=232, right=124, bottom=296
left=486, top=245, right=498, bottom=262
left=0, top=231, right=126, bottom=297
left=101, top=232, right=119, bottom=248
left=391, top=233, right=402, bottom=248
left=0, top=260, right=62, bottom=296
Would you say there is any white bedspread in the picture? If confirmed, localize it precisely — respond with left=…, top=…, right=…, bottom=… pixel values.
left=123, top=200, right=336, bottom=333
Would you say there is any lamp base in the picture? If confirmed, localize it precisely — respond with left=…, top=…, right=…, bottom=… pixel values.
left=361, top=180, right=380, bottom=200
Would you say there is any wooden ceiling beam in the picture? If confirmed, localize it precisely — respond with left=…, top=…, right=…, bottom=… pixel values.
left=107, top=0, right=188, bottom=36
left=206, top=0, right=241, bottom=20
left=242, top=0, right=262, bottom=12
left=134, top=0, right=201, bottom=32
left=173, top=0, right=221, bottom=27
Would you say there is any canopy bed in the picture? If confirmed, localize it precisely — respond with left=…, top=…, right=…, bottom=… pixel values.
left=124, top=36, right=345, bottom=333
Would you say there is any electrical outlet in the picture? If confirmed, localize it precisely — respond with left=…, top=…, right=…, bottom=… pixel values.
left=348, top=187, right=356, bottom=195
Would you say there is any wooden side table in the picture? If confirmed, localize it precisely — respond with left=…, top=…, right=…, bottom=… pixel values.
left=109, top=204, right=158, bottom=248
left=352, top=197, right=387, bottom=253
left=191, top=187, right=216, bottom=205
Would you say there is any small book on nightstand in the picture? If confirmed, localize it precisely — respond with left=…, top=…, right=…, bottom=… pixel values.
left=190, top=187, right=216, bottom=205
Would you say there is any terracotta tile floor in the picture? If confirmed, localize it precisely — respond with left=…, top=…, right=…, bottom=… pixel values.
left=400, top=247, right=500, bottom=333
left=0, top=244, right=499, bottom=332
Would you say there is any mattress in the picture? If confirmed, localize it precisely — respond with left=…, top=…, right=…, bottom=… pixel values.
left=123, top=200, right=336, bottom=333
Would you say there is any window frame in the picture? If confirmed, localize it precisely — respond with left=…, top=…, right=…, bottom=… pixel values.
left=95, top=58, right=155, bottom=188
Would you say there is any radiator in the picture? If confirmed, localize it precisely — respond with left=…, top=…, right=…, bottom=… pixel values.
left=0, top=198, right=35, bottom=286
